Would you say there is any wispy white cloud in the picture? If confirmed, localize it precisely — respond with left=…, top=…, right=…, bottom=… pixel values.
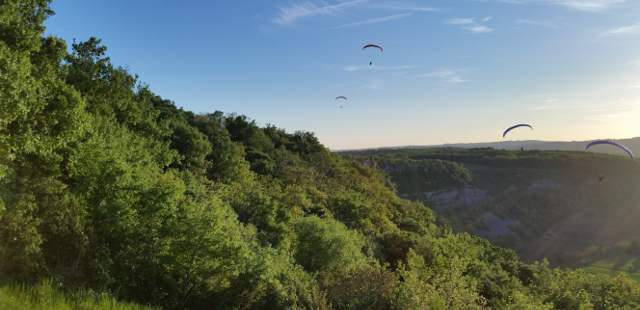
left=365, top=79, right=384, bottom=89
left=416, top=69, right=454, bottom=77
left=417, top=69, right=471, bottom=83
left=271, top=0, right=440, bottom=27
left=469, top=25, right=494, bottom=33
left=584, top=99, right=640, bottom=120
left=530, top=96, right=640, bottom=113
left=331, top=13, right=412, bottom=29
left=445, top=17, right=493, bottom=33
left=343, top=66, right=361, bottom=72
left=472, top=0, right=628, bottom=11
left=272, top=0, right=366, bottom=25
left=549, top=0, right=628, bottom=11
left=516, top=19, right=559, bottom=28
left=483, top=17, right=492, bottom=21
left=370, top=2, right=440, bottom=12
left=588, top=98, right=640, bottom=111
left=446, top=18, right=475, bottom=25
left=404, top=6, right=440, bottom=11
left=605, top=24, right=640, bottom=34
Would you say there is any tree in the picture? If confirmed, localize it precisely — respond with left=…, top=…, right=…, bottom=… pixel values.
left=291, top=216, right=367, bottom=273
left=0, top=0, right=88, bottom=278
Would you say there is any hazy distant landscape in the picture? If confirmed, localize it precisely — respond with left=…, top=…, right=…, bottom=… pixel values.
left=338, top=137, right=640, bottom=158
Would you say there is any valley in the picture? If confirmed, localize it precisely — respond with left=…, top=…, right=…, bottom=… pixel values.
left=342, top=147, right=640, bottom=282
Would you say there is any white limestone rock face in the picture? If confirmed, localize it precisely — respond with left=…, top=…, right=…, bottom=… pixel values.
left=423, top=185, right=488, bottom=211
left=475, top=212, right=520, bottom=240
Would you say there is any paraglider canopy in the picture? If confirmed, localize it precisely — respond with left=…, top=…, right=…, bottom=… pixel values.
left=503, top=124, right=533, bottom=138
left=586, top=140, right=634, bottom=161
left=362, top=44, right=383, bottom=52
left=335, top=96, right=347, bottom=101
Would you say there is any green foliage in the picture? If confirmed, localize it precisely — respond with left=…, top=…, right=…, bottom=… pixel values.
left=341, top=154, right=473, bottom=195
left=0, top=1, right=88, bottom=279
left=291, top=216, right=367, bottom=273
left=64, top=37, right=163, bottom=139
left=166, top=119, right=212, bottom=168
left=396, top=249, right=486, bottom=309
left=530, top=260, right=640, bottom=309
left=0, top=0, right=53, bottom=51
left=319, top=264, right=396, bottom=310
left=246, top=149, right=276, bottom=175
left=342, top=147, right=639, bottom=173
left=190, top=112, right=253, bottom=183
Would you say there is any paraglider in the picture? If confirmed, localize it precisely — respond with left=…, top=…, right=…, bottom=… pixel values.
left=363, top=45, right=382, bottom=65
left=520, top=147, right=524, bottom=152
left=503, top=124, right=533, bottom=138
left=586, top=140, right=634, bottom=161
left=599, top=175, right=604, bottom=182
left=335, top=96, right=347, bottom=101
left=362, top=44, right=383, bottom=52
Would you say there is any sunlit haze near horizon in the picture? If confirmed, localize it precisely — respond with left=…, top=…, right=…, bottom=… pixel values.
left=44, top=0, right=640, bottom=150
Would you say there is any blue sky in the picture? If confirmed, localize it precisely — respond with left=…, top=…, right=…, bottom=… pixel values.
left=44, top=0, right=640, bottom=150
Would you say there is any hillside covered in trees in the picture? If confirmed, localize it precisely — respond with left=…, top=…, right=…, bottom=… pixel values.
left=3, top=1, right=640, bottom=309
left=341, top=147, right=640, bottom=280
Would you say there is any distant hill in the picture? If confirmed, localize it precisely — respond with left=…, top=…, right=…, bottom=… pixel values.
left=338, top=137, right=640, bottom=159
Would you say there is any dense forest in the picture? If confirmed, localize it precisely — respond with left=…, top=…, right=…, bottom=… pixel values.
left=2, top=1, right=640, bottom=309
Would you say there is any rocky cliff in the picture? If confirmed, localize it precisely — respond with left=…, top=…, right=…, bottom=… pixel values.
left=422, top=185, right=488, bottom=211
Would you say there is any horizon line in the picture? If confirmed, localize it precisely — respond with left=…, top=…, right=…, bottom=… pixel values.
left=330, top=137, right=640, bottom=152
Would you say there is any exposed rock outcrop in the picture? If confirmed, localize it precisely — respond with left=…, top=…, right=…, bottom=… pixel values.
left=423, top=185, right=488, bottom=211
left=475, top=212, right=520, bottom=240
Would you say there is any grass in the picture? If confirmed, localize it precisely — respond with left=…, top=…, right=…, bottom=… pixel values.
left=588, top=254, right=639, bottom=271
left=520, top=254, right=640, bottom=284
left=581, top=266, right=640, bottom=283
left=0, top=279, right=159, bottom=310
